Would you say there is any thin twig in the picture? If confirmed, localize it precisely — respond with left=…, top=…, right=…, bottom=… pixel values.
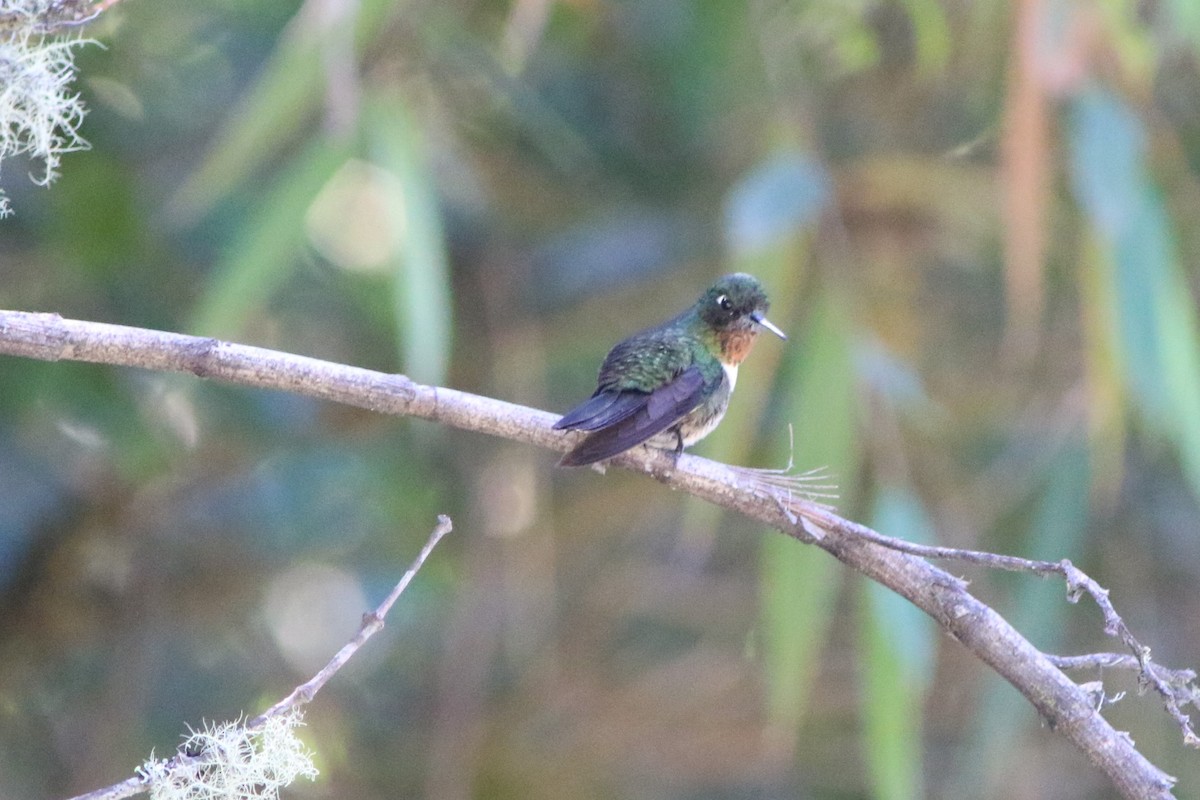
left=44, top=0, right=125, bottom=30
left=62, top=515, right=453, bottom=800
left=1049, top=652, right=1198, bottom=683
left=247, top=514, right=452, bottom=728
left=0, top=0, right=116, bottom=35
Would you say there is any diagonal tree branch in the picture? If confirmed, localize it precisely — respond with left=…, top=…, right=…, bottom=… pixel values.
left=0, top=309, right=1186, bottom=800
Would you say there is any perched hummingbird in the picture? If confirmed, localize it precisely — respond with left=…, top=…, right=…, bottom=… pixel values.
left=554, top=273, right=787, bottom=467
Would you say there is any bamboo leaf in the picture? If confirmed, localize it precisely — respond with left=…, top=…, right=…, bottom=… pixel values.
left=859, top=487, right=937, bottom=800
left=172, top=0, right=403, bottom=220
left=724, top=152, right=830, bottom=257
left=189, top=137, right=351, bottom=337
left=366, top=95, right=453, bottom=386
left=761, top=289, right=858, bottom=731
left=949, top=445, right=1091, bottom=795
left=899, top=0, right=951, bottom=73
left=1069, top=85, right=1200, bottom=502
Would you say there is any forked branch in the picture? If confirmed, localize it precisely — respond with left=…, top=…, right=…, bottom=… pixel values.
left=0, top=309, right=1188, bottom=800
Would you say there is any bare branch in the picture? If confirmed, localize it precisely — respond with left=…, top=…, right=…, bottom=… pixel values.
left=247, top=514, right=452, bottom=728
left=1050, top=653, right=1198, bottom=684
left=0, top=0, right=126, bottom=34
left=0, top=310, right=1186, bottom=800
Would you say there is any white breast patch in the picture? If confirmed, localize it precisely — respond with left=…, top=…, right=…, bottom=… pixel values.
left=723, top=361, right=738, bottom=391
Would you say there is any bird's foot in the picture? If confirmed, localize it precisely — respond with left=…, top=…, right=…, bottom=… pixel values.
left=641, top=444, right=681, bottom=482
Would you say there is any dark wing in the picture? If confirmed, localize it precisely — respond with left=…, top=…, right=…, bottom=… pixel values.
left=553, top=389, right=647, bottom=432
left=558, top=366, right=709, bottom=467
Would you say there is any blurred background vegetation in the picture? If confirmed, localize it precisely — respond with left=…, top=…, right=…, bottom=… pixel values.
left=2, top=0, right=1199, bottom=798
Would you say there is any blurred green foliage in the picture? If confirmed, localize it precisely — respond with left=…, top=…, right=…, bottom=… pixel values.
left=2, top=1, right=1200, bottom=798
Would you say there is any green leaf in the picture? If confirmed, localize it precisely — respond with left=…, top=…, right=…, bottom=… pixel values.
left=723, top=152, right=831, bottom=257
left=1167, top=0, right=1200, bottom=48
left=899, top=0, right=952, bottom=74
left=760, top=289, right=858, bottom=731
left=866, top=488, right=937, bottom=683
left=859, top=487, right=937, bottom=800
left=365, top=94, right=454, bottom=386
left=1112, top=190, right=1174, bottom=423
left=1157, top=254, right=1200, bottom=498
left=172, top=0, right=403, bottom=220
left=949, top=444, right=1090, bottom=795
left=189, top=136, right=351, bottom=337
left=1068, top=87, right=1145, bottom=240
left=860, top=597, right=923, bottom=800
left=1069, top=85, right=1200, bottom=503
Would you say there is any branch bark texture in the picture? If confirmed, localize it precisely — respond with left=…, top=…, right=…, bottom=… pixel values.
left=0, top=310, right=1179, bottom=800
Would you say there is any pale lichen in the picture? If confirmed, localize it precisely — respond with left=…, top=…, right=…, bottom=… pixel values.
left=0, top=0, right=92, bottom=216
left=139, top=712, right=319, bottom=800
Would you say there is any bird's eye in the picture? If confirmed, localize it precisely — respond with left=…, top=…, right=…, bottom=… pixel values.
left=717, top=294, right=732, bottom=311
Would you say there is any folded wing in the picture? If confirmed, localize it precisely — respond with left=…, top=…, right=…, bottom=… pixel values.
left=553, top=389, right=647, bottom=432
left=556, top=367, right=709, bottom=466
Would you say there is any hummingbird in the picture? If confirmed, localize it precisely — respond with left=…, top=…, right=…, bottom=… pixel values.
left=554, top=273, right=787, bottom=467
